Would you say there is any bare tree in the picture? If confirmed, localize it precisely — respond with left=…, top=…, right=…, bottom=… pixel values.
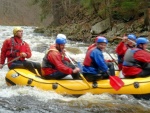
left=144, top=0, right=150, bottom=31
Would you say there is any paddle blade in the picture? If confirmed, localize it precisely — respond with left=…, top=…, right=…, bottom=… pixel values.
left=109, top=76, right=124, bottom=91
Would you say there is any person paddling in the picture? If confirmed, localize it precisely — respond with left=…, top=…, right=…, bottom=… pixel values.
left=82, top=37, right=115, bottom=82
left=115, top=34, right=136, bottom=70
left=41, top=34, right=80, bottom=79
left=87, top=36, right=104, bottom=51
left=0, top=27, right=32, bottom=69
left=88, top=36, right=115, bottom=62
left=122, top=37, right=150, bottom=78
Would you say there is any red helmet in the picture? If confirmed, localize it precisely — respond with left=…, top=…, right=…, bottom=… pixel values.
left=95, top=36, right=105, bottom=43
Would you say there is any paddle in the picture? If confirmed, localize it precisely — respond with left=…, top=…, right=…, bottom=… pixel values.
left=106, top=51, right=118, bottom=66
left=2, top=56, right=21, bottom=67
left=65, top=53, right=91, bottom=88
left=105, top=62, right=124, bottom=90
left=109, top=74, right=124, bottom=91
left=105, top=51, right=124, bottom=90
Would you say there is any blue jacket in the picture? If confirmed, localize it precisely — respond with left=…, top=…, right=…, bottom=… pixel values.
left=83, top=48, right=108, bottom=74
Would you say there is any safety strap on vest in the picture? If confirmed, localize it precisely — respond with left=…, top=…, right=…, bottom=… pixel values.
left=11, top=37, right=25, bottom=51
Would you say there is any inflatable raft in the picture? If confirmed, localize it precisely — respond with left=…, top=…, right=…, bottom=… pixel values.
left=5, top=68, right=150, bottom=99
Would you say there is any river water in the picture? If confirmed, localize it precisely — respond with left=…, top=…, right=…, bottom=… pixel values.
left=0, top=25, right=150, bottom=113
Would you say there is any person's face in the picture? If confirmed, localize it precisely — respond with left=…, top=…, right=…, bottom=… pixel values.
left=138, top=43, right=148, bottom=50
left=56, top=44, right=65, bottom=52
left=97, top=42, right=107, bottom=51
left=142, top=43, right=148, bottom=50
left=16, top=30, right=23, bottom=38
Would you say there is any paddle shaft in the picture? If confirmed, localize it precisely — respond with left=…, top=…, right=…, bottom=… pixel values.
left=65, top=53, right=91, bottom=88
left=106, top=51, right=118, bottom=66
left=116, top=37, right=136, bottom=44
left=2, top=56, right=21, bottom=67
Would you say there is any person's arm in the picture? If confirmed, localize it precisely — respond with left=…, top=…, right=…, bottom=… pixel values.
left=63, top=56, right=71, bottom=62
left=20, top=42, right=32, bottom=58
left=48, top=51, right=73, bottom=74
left=115, top=42, right=127, bottom=55
left=0, top=39, right=9, bottom=65
left=91, top=49, right=108, bottom=72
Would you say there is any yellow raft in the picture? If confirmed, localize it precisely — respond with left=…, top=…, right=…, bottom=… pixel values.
left=5, top=68, right=150, bottom=99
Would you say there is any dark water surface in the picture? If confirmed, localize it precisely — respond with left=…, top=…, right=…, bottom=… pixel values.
left=0, top=94, right=150, bottom=113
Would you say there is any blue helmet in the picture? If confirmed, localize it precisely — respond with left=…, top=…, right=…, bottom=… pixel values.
left=96, top=37, right=108, bottom=44
left=56, top=34, right=67, bottom=44
left=128, top=34, right=136, bottom=40
left=95, top=36, right=105, bottom=43
left=136, top=37, right=149, bottom=46
left=56, top=37, right=67, bottom=44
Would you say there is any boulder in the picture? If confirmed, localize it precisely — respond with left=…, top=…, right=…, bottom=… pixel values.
left=91, top=18, right=110, bottom=34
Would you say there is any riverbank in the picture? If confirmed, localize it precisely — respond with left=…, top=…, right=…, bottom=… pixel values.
left=34, top=11, right=150, bottom=44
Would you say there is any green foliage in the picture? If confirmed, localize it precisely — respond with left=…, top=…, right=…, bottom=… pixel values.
left=80, top=0, right=147, bottom=21
left=80, top=0, right=93, bottom=13
left=31, top=0, right=148, bottom=24
left=112, top=0, right=146, bottom=21
left=115, top=0, right=141, bottom=12
left=80, top=0, right=109, bottom=19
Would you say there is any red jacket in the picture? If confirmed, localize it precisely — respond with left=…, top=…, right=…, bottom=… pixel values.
left=41, top=44, right=73, bottom=76
left=0, top=37, right=31, bottom=67
left=87, top=43, right=113, bottom=63
left=115, top=42, right=128, bottom=70
left=122, top=50, right=150, bottom=77
left=116, top=42, right=128, bottom=55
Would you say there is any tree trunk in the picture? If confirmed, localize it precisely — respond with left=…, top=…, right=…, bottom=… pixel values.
left=107, top=0, right=112, bottom=30
left=144, top=0, right=150, bottom=31
left=51, top=0, right=64, bottom=26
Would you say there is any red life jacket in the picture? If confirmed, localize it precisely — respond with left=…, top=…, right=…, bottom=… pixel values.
left=6, top=37, right=25, bottom=58
left=83, top=47, right=95, bottom=66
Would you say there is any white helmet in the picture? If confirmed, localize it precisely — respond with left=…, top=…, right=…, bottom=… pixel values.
left=57, top=34, right=66, bottom=39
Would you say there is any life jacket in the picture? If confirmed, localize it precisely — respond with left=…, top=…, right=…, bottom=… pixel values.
left=117, top=44, right=135, bottom=64
left=123, top=48, right=141, bottom=67
left=42, top=51, right=56, bottom=69
left=42, top=45, right=63, bottom=69
left=6, top=37, right=25, bottom=58
left=83, top=47, right=95, bottom=66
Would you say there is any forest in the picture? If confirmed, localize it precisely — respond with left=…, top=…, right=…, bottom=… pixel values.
left=33, top=0, right=150, bottom=42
